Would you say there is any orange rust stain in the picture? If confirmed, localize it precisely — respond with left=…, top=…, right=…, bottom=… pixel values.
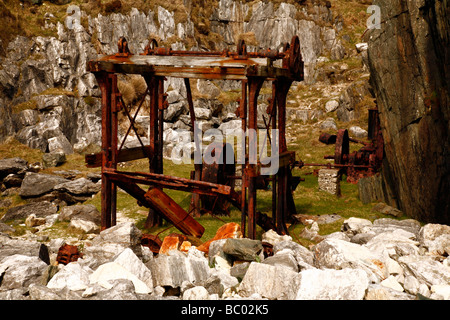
left=159, top=236, right=180, bottom=255
left=179, top=241, right=192, bottom=252
left=197, top=222, right=241, bottom=254
left=98, top=54, right=132, bottom=64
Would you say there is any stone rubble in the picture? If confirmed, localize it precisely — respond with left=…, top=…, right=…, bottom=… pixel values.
left=0, top=216, right=449, bottom=300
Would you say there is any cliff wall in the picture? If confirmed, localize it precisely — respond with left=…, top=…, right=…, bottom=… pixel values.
left=367, top=0, right=449, bottom=224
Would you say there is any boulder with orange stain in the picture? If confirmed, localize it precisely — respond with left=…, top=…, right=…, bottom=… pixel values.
left=197, top=222, right=242, bottom=255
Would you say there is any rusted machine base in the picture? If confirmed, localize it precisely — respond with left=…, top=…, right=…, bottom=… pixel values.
left=312, top=108, right=384, bottom=183
left=86, top=36, right=305, bottom=240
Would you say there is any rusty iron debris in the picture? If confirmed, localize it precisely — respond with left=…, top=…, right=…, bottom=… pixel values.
left=85, top=35, right=311, bottom=240
left=305, top=107, right=384, bottom=183
left=56, top=244, right=82, bottom=265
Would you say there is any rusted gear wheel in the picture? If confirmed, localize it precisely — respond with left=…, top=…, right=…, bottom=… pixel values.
left=237, top=39, right=247, bottom=56
left=200, top=142, right=235, bottom=216
left=335, top=129, right=350, bottom=165
left=289, top=35, right=302, bottom=76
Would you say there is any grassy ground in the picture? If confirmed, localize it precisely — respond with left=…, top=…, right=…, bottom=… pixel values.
left=0, top=121, right=390, bottom=247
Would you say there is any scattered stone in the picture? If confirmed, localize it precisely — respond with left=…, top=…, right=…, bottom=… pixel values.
left=355, top=43, right=368, bottom=53
left=349, top=126, right=367, bottom=138
left=29, top=283, right=63, bottom=300
left=380, top=275, right=404, bottom=292
left=47, top=262, right=93, bottom=291
left=42, top=152, right=66, bottom=168
left=82, top=222, right=144, bottom=268
left=1, top=216, right=450, bottom=300
left=398, top=255, right=450, bottom=287
left=68, top=219, right=99, bottom=234
left=183, top=286, right=210, bottom=300
left=1, top=201, right=58, bottom=222
left=0, top=254, right=48, bottom=290
left=89, top=262, right=151, bottom=294
left=299, top=222, right=324, bottom=242
left=420, top=226, right=450, bottom=248
left=19, top=172, right=69, bottom=198
left=222, top=238, right=263, bottom=262
left=431, top=285, right=450, bottom=300
left=325, top=100, right=339, bottom=113
left=371, top=202, right=403, bottom=218
left=0, top=222, right=15, bottom=234
left=3, top=174, right=24, bottom=188
left=365, top=284, right=415, bottom=300
left=148, top=252, right=210, bottom=289
left=238, top=262, right=301, bottom=300
left=53, top=177, right=101, bottom=196
left=58, top=204, right=101, bottom=225
left=313, top=238, right=388, bottom=281
left=25, top=214, right=46, bottom=227
left=0, top=157, right=28, bottom=179
left=261, top=229, right=292, bottom=246
left=296, top=268, right=369, bottom=300
left=319, top=117, right=338, bottom=131
left=197, top=222, right=241, bottom=254
left=262, top=249, right=299, bottom=272
left=341, top=217, right=372, bottom=236
left=48, top=135, right=74, bottom=155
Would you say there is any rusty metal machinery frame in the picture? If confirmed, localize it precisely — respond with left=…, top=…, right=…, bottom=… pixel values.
left=313, top=107, right=384, bottom=183
left=86, top=36, right=304, bottom=240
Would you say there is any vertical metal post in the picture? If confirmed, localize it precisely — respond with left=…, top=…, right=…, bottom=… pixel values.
left=95, top=71, right=114, bottom=230
left=144, top=74, right=163, bottom=228
left=270, top=82, right=277, bottom=226
left=240, top=80, right=248, bottom=237
left=157, top=78, right=165, bottom=174
left=275, top=78, right=292, bottom=235
left=247, top=77, right=264, bottom=239
left=110, top=74, right=119, bottom=227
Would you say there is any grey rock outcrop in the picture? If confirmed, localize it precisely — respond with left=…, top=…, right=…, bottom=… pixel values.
left=0, top=0, right=344, bottom=151
left=1, top=201, right=58, bottom=222
left=367, top=0, right=450, bottom=224
left=19, top=172, right=69, bottom=198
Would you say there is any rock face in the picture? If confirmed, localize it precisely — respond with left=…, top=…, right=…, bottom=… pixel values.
left=0, top=0, right=340, bottom=151
left=367, top=0, right=450, bottom=224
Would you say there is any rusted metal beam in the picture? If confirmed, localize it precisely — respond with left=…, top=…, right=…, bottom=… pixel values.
left=85, top=145, right=152, bottom=168
left=87, top=57, right=292, bottom=80
left=110, top=175, right=204, bottom=238
left=104, top=169, right=231, bottom=196
left=144, top=188, right=204, bottom=238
